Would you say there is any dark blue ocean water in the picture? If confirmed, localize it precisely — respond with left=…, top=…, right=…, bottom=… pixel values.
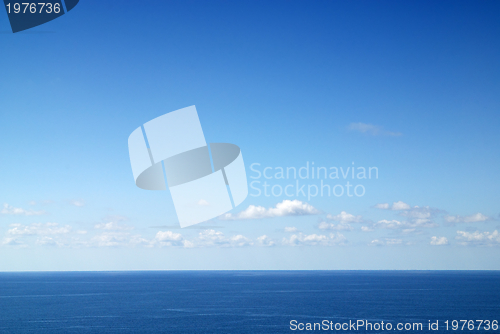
left=0, top=271, right=498, bottom=333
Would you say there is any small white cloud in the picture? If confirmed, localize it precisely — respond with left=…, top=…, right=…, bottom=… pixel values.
left=220, top=200, right=319, bottom=220
left=155, top=230, right=183, bottom=242
left=373, top=218, right=435, bottom=230
left=361, top=226, right=374, bottom=232
left=182, top=240, right=195, bottom=248
left=197, top=199, right=209, bottom=206
left=195, top=229, right=253, bottom=247
left=455, top=230, right=500, bottom=246
left=230, top=235, right=254, bottom=247
left=348, top=123, right=402, bottom=136
left=386, top=238, right=403, bottom=245
left=1, top=203, right=46, bottom=216
left=399, top=206, right=432, bottom=218
left=94, top=221, right=133, bottom=231
left=3, top=223, right=72, bottom=247
left=257, top=235, right=275, bottom=246
left=7, top=222, right=71, bottom=236
left=374, top=201, right=410, bottom=211
left=370, top=238, right=403, bottom=246
left=326, top=211, right=363, bottom=223
left=35, top=236, right=65, bottom=247
left=284, top=227, right=298, bottom=233
left=282, top=232, right=346, bottom=246
left=401, top=228, right=416, bottom=234
left=430, top=236, right=448, bottom=245
left=374, top=219, right=405, bottom=229
left=129, top=235, right=151, bottom=247
left=88, top=231, right=152, bottom=248
left=371, top=203, right=439, bottom=229
left=2, top=237, right=26, bottom=247
left=318, top=221, right=353, bottom=231
left=400, top=206, right=439, bottom=228
left=90, top=233, right=129, bottom=247
left=154, top=230, right=186, bottom=247
left=445, top=213, right=491, bottom=224
left=71, top=200, right=85, bottom=207
left=392, top=201, right=411, bottom=210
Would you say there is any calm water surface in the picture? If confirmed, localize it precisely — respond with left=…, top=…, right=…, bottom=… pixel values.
left=0, top=271, right=498, bottom=333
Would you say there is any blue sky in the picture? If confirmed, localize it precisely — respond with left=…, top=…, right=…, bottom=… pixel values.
left=1, top=0, right=499, bottom=270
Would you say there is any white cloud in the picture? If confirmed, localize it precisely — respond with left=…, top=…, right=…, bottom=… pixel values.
left=2, top=237, right=26, bottom=247
left=28, top=200, right=53, bottom=206
left=128, top=235, right=152, bottom=247
left=94, top=221, right=133, bottom=231
left=375, top=202, right=439, bottom=220
left=1, top=203, right=46, bottom=216
left=373, top=217, right=436, bottom=230
left=220, top=200, right=319, bottom=220
left=284, top=227, right=298, bottom=232
left=374, top=219, right=405, bottom=229
left=1, top=220, right=150, bottom=248
left=87, top=231, right=151, bottom=248
left=153, top=231, right=186, bottom=247
left=399, top=206, right=433, bottom=218
left=197, top=199, right=209, bottom=206
left=3, top=223, right=73, bottom=248
left=348, top=123, right=402, bottom=136
left=230, top=234, right=254, bottom=247
left=70, top=200, right=85, bottom=207
left=319, top=211, right=362, bottom=231
left=399, top=207, right=439, bottom=228
left=282, top=232, right=346, bottom=246
left=361, top=226, right=374, bottom=232
left=35, top=236, right=66, bottom=247
left=90, top=232, right=129, bottom=247
left=430, top=236, right=448, bottom=245
left=257, top=235, right=275, bottom=246
left=326, top=211, right=363, bottom=223
left=455, top=230, right=500, bottom=246
left=370, top=238, right=403, bottom=246
left=155, top=230, right=182, bottom=241
left=7, top=223, right=71, bottom=236
left=318, top=221, right=353, bottom=231
left=386, top=239, right=403, bottom=245
left=87, top=230, right=190, bottom=248
left=392, top=201, right=411, bottom=210
left=375, top=201, right=410, bottom=210
left=372, top=203, right=439, bottom=229
left=401, top=228, right=417, bottom=234
left=445, top=213, right=491, bottom=224
left=182, top=240, right=195, bottom=248
left=195, top=229, right=253, bottom=247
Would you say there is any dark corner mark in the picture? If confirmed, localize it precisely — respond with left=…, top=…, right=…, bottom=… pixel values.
left=3, top=0, right=79, bottom=33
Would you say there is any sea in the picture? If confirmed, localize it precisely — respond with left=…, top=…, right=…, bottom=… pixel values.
left=0, top=271, right=498, bottom=333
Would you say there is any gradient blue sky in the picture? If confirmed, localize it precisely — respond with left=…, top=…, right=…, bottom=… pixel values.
left=1, top=0, right=499, bottom=270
